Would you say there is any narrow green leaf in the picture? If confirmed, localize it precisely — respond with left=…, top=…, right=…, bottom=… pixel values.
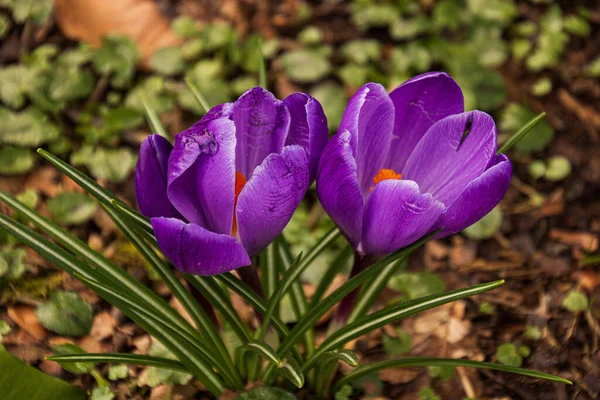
left=257, top=252, right=303, bottom=341
left=238, top=341, right=282, bottom=366
left=46, top=354, right=189, bottom=374
left=333, top=357, right=572, bottom=391
left=185, top=76, right=211, bottom=113
left=257, top=38, right=267, bottom=89
left=497, top=111, right=546, bottom=154
left=101, top=204, right=243, bottom=389
left=310, top=246, right=353, bottom=306
left=348, top=257, right=406, bottom=323
left=142, top=96, right=168, bottom=139
left=324, top=349, right=359, bottom=367
left=263, top=231, right=438, bottom=383
left=109, top=199, right=153, bottom=234
left=277, top=358, right=304, bottom=388
left=260, top=242, right=278, bottom=301
left=303, top=280, right=504, bottom=372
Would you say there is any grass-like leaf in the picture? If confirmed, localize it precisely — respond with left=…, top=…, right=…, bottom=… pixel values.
left=109, top=199, right=153, bottom=234
left=185, top=77, right=211, bottom=113
left=46, top=354, right=188, bottom=373
left=263, top=232, right=436, bottom=383
left=102, top=204, right=243, bottom=389
left=324, top=350, right=359, bottom=367
left=310, top=246, right=353, bottom=306
left=303, top=280, right=504, bottom=372
left=333, top=357, right=572, bottom=391
left=348, top=257, right=406, bottom=323
left=257, top=38, right=267, bottom=89
left=497, top=111, right=546, bottom=154
left=277, top=358, right=304, bottom=389
left=142, top=96, right=168, bottom=139
left=260, top=242, right=278, bottom=301
left=238, top=341, right=282, bottom=366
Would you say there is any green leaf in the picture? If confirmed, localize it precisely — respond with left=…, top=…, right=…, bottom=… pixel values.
left=125, top=76, right=174, bottom=115
left=36, top=290, right=93, bottom=336
left=526, top=5, right=568, bottom=72
left=524, top=326, right=542, bottom=340
left=235, top=386, right=296, bottom=400
left=47, top=192, right=97, bottom=226
left=339, top=40, right=381, bottom=64
left=71, top=147, right=135, bottom=183
left=463, top=206, right=503, bottom=240
left=496, top=343, right=522, bottom=367
left=52, top=344, right=95, bottom=374
left=310, top=81, right=346, bottom=130
left=238, top=341, right=282, bottom=366
left=564, top=15, right=590, bottom=37
left=500, top=105, right=553, bottom=153
left=303, top=280, right=504, bottom=373
left=149, top=47, right=185, bottom=76
left=281, top=49, right=331, bottom=83
left=419, top=387, right=441, bottom=400
left=388, top=271, right=445, bottom=300
left=0, top=247, right=26, bottom=280
left=0, top=107, right=59, bottom=147
left=584, top=56, right=600, bottom=77
left=324, top=349, right=359, bottom=367
left=0, top=14, right=10, bottom=39
left=90, top=387, right=114, bottom=400
left=0, top=147, right=34, bottom=174
left=92, top=35, right=140, bottom=88
left=46, top=353, right=189, bottom=374
left=1, top=0, right=53, bottom=24
left=0, top=347, right=84, bottom=399
left=544, top=156, right=572, bottom=181
left=530, top=78, right=553, bottom=97
left=276, top=357, right=304, bottom=388
left=0, top=65, right=31, bottom=109
left=333, top=357, right=571, bottom=391
left=298, top=26, right=323, bottom=46
left=171, top=16, right=200, bottom=38
left=108, top=365, right=128, bottom=380
left=561, top=290, right=589, bottom=312
left=146, top=342, right=193, bottom=387
left=428, top=365, right=455, bottom=381
left=528, top=160, right=547, bottom=180
left=383, top=329, right=412, bottom=355
left=48, top=67, right=94, bottom=102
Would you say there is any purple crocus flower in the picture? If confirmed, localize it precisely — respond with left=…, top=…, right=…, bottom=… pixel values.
left=135, top=87, right=328, bottom=275
left=317, top=72, right=512, bottom=256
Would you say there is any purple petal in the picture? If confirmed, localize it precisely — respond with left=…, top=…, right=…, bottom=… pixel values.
left=167, top=115, right=236, bottom=234
left=134, top=135, right=182, bottom=219
left=232, top=87, right=290, bottom=179
left=361, top=180, right=446, bottom=256
left=283, top=92, right=329, bottom=182
left=316, top=130, right=363, bottom=248
left=386, top=72, right=464, bottom=172
left=236, top=145, right=309, bottom=256
left=339, top=83, right=395, bottom=197
left=436, top=153, right=512, bottom=238
left=152, top=217, right=250, bottom=275
left=403, top=111, right=498, bottom=205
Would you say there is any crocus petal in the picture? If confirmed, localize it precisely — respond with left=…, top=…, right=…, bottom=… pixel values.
left=386, top=72, right=464, bottom=172
left=436, top=153, right=512, bottom=238
left=232, top=87, right=290, bottom=178
left=316, top=130, right=363, bottom=248
left=338, top=83, right=395, bottom=197
left=283, top=92, right=329, bottom=182
left=152, top=217, right=250, bottom=275
left=134, top=135, right=182, bottom=219
left=167, top=115, right=236, bottom=234
left=361, top=180, right=446, bottom=256
left=403, top=111, right=497, bottom=205
left=236, top=145, right=309, bottom=256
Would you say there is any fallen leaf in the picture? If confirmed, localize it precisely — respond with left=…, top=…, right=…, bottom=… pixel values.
left=7, top=306, right=47, bottom=341
left=549, top=229, right=598, bottom=252
left=378, top=367, right=419, bottom=384
left=90, top=311, right=117, bottom=340
left=54, top=0, right=181, bottom=64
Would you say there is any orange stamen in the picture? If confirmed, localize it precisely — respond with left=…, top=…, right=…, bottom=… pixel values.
left=232, top=171, right=247, bottom=235
left=371, top=168, right=402, bottom=190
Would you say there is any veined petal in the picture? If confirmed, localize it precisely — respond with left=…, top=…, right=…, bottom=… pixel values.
left=284, top=92, right=329, bottom=182
left=232, top=87, right=290, bottom=179
left=236, top=145, right=309, bottom=256
left=316, top=130, right=363, bottom=248
left=152, top=217, right=250, bottom=276
left=362, top=180, right=445, bottom=256
left=167, top=114, right=236, bottom=234
left=403, top=111, right=497, bottom=206
left=339, top=83, right=395, bottom=198
left=134, top=135, right=182, bottom=219
left=386, top=72, right=464, bottom=172
left=436, top=153, right=512, bottom=238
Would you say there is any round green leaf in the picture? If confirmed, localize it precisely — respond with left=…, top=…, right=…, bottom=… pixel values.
left=47, top=192, right=97, bottom=226
left=561, top=290, right=588, bottom=312
left=544, top=156, right=571, bottom=181
left=234, top=386, right=296, bottom=400
left=36, top=290, right=93, bottom=337
left=281, top=49, right=331, bottom=83
left=463, top=206, right=503, bottom=240
left=496, top=343, right=522, bottom=367
left=0, top=147, right=35, bottom=174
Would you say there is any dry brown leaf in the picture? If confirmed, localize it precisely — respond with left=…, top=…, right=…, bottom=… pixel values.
left=7, top=306, right=47, bottom=341
left=549, top=229, right=599, bottom=252
left=378, top=367, right=420, bottom=384
left=90, top=311, right=117, bottom=340
left=54, top=0, right=182, bottom=64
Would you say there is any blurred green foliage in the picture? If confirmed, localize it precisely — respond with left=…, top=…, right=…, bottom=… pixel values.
left=0, top=0, right=585, bottom=185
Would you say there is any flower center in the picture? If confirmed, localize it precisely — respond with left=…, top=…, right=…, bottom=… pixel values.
left=232, top=171, right=247, bottom=236
left=371, top=168, right=402, bottom=190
